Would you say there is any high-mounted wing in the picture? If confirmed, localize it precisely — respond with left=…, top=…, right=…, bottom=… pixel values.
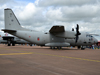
left=49, top=25, right=76, bottom=39
left=49, top=26, right=65, bottom=33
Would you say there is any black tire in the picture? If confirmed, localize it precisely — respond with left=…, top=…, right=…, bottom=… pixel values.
left=8, top=41, right=11, bottom=46
left=12, top=43, right=15, bottom=46
left=81, top=48, right=85, bottom=50
left=8, top=44, right=11, bottom=46
left=78, top=46, right=81, bottom=49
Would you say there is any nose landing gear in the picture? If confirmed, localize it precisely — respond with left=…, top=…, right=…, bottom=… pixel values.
left=77, top=46, right=85, bottom=50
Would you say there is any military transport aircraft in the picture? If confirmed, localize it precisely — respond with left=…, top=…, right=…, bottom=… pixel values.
left=0, top=35, right=33, bottom=46
left=2, top=8, right=98, bottom=50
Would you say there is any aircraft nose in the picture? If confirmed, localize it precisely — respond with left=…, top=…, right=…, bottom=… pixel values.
left=94, top=38, right=98, bottom=43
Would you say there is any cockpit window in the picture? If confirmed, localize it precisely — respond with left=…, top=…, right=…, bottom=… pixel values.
left=86, top=35, right=93, bottom=37
left=91, top=36, right=93, bottom=37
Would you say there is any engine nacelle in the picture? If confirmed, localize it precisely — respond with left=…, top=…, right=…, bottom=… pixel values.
left=55, top=31, right=76, bottom=39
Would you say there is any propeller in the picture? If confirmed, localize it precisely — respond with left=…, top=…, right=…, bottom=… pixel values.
left=75, top=24, right=81, bottom=43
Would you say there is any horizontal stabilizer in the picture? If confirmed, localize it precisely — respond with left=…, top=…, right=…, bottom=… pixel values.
left=2, top=29, right=16, bottom=32
left=2, top=36, right=14, bottom=40
left=49, top=26, right=65, bottom=33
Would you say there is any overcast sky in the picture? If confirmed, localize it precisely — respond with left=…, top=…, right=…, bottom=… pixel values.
left=0, top=0, right=100, bottom=38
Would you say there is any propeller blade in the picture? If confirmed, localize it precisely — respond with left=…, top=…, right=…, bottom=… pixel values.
left=75, top=24, right=81, bottom=43
left=75, top=35, right=79, bottom=43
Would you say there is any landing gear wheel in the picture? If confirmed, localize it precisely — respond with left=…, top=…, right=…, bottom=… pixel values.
left=8, top=41, right=11, bottom=46
left=77, top=46, right=80, bottom=49
left=29, top=44, right=32, bottom=46
left=81, top=48, right=85, bottom=50
left=57, top=47, right=62, bottom=50
left=50, top=47, right=55, bottom=49
left=81, top=46, right=85, bottom=50
left=12, top=43, right=15, bottom=46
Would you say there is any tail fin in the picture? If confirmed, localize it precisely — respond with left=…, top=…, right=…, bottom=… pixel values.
left=4, top=8, right=27, bottom=30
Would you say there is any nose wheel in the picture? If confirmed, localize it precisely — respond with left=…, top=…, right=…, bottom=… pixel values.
left=77, top=46, right=85, bottom=50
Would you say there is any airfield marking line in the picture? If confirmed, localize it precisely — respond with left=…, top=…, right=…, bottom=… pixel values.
left=0, top=53, right=33, bottom=55
left=0, top=48, right=31, bottom=53
left=29, top=52, right=100, bottom=63
left=0, top=48, right=100, bottom=62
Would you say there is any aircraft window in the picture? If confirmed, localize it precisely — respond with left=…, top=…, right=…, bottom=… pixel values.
left=91, top=36, right=93, bottom=37
left=45, top=33, right=47, bottom=34
left=86, top=35, right=90, bottom=37
left=86, top=35, right=93, bottom=37
left=83, top=42, right=86, bottom=43
left=88, top=42, right=91, bottom=43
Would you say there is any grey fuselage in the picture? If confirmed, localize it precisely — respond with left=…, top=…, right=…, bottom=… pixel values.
left=10, top=30, right=97, bottom=47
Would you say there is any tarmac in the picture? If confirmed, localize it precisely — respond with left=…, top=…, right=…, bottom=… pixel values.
left=0, top=44, right=100, bottom=75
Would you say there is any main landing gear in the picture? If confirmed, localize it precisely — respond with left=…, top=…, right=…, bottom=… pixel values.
left=50, top=46, right=62, bottom=50
left=7, top=39, right=15, bottom=46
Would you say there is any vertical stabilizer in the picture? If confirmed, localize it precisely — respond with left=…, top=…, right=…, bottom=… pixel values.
left=4, top=8, right=27, bottom=30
